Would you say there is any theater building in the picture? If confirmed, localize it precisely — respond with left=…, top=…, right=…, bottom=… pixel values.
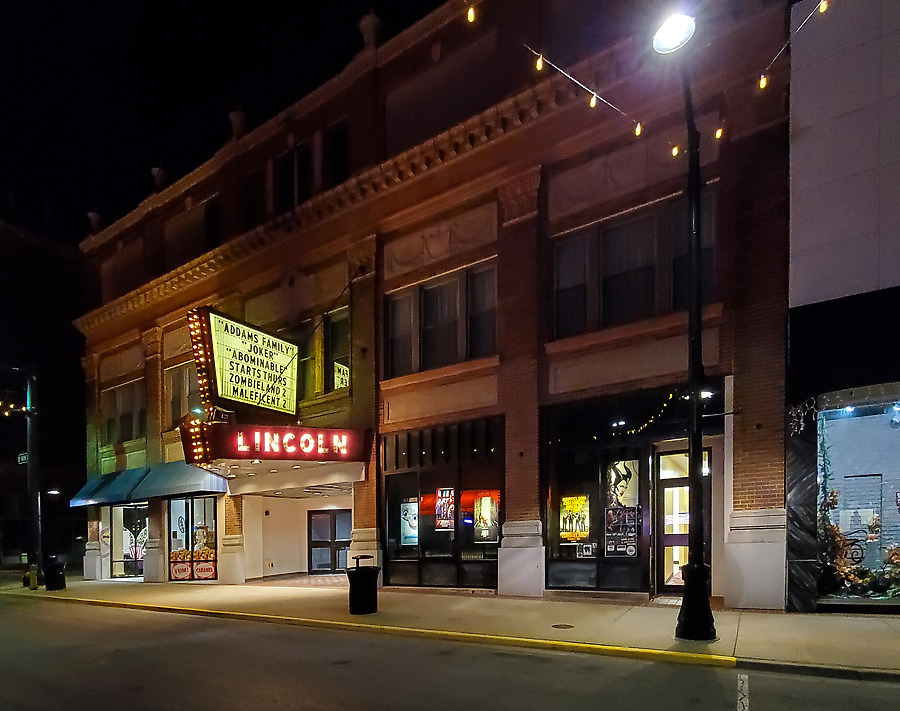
left=72, top=0, right=789, bottom=608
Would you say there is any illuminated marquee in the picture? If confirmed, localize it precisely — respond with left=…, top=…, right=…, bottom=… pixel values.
left=180, top=421, right=367, bottom=465
left=188, top=307, right=299, bottom=416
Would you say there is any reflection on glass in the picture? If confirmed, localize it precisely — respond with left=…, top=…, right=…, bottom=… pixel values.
left=664, top=545, right=689, bottom=585
left=659, top=451, right=710, bottom=479
left=664, top=486, right=690, bottom=534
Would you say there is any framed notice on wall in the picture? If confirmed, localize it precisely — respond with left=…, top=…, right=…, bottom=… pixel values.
left=604, top=506, right=638, bottom=557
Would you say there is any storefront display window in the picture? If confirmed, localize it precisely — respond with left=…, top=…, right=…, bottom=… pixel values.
left=816, top=405, right=900, bottom=601
left=168, top=496, right=217, bottom=581
left=383, top=417, right=504, bottom=588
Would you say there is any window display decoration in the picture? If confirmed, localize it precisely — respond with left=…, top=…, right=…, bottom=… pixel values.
left=435, top=488, right=454, bottom=531
left=400, top=499, right=419, bottom=545
left=817, top=412, right=900, bottom=599
left=560, top=495, right=590, bottom=542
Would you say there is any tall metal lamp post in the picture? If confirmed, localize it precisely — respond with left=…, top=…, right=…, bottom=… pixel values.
left=653, top=11, right=716, bottom=641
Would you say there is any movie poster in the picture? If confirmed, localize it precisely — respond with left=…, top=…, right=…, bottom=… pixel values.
left=473, top=492, right=500, bottom=543
left=560, top=495, right=590, bottom=542
left=604, top=506, right=638, bottom=557
left=435, top=487, right=454, bottom=531
left=607, top=460, right=639, bottom=508
left=400, top=499, right=419, bottom=546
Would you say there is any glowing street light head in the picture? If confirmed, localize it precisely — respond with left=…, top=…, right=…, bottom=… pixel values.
left=652, top=14, right=696, bottom=54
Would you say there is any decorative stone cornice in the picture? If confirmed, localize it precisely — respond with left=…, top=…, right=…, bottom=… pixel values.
left=75, top=1, right=782, bottom=340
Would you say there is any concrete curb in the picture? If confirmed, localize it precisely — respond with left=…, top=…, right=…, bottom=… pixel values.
left=737, top=659, right=900, bottom=683
left=26, top=592, right=737, bottom=669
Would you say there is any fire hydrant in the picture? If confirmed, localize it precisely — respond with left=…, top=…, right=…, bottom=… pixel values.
left=25, top=564, right=38, bottom=590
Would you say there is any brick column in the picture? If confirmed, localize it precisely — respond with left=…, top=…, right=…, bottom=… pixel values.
left=496, top=166, right=545, bottom=596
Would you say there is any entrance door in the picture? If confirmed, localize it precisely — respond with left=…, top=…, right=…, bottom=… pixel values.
left=654, top=449, right=711, bottom=594
left=308, top=509, right=352, bottom=574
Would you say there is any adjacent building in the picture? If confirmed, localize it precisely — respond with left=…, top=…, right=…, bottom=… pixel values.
left=72, top=0, right=790, bottom=608
left=786, top=0, right=900, bottom=611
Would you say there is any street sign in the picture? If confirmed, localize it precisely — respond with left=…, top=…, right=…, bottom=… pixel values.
left=17, top=452, right=27, bottom=465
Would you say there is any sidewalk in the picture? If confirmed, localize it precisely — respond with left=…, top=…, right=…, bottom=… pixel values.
left=3, top=573, right=899, bottom=680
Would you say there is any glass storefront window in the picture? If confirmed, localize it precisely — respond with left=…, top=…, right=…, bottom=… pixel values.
left=168, top=496, right=217, bottom=581
left=102, top=504, right=148, bottom=578
left=817, top=405, right=900, bottom=600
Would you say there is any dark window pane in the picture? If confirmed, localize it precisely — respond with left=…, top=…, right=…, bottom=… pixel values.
left=327, top=310, right=351, bottom=391
left=335, top=510, right=352, bottom=540
left=601, top=216, right=656, bottom=327
left=296, top=145, right=312, bottom=203
left=554, top=237, right=587, bottom=338
left=468, top=268, right=496, bottom=358
left=274, top=153, right=295, bottom=214
left=422, top=281, right=458, bottom=370
left=310, top=513, right=331, bottom=541
left=325, top=123, right=349, bottom=188
left=389, top=294, right=414, bottom=378
left=556, top=284, right=588, bottom=338
left=240, top=170, right=266, bottom=232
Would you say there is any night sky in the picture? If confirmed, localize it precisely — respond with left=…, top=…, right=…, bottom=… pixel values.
left=0, top=1, right=446, bottom=246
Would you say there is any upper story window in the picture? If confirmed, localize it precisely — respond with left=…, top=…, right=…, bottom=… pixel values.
left=552, top=192, right=715, bottom=339
left=323, top=121, right=349, bottom=189
left=239, top=168, right=266, bottom=233
left=386, top=262, right=497, bottom=379
left=101, top=380, right=147, bottom=446
left=326, top=308, right=351, bottom=392
left=164, top=362, right=201, bottom=431
left=275, top=143, right=312, bottom=215
left=100, top=238, right=146, bottom=302
left=280, top=308, right=351, bottom=402
left=163, top=199, right=221, bottom=272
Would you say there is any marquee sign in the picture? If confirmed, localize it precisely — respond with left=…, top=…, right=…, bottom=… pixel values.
left=180, top=421, right=367, bottom=465
left=188, top=307, right=298, bottom=416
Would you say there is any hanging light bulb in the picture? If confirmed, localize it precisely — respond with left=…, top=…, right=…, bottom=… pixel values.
left=671, top=145, right=680, bottom=157
left=589, top=93, right=597, bottom=109
left=467, top=4, right=475, bottom=23
left=759, top=74, right=769, bottom=90
left=634, top=121, right=643, bottom=137
left=535, top=54, right=544, bottom=71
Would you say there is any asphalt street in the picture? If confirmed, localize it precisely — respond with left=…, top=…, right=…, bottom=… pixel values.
left=2, top=592, right=897, bottom=711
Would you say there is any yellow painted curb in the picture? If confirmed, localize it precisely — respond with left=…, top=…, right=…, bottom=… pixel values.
left=31, top=594, right=737, bottom=669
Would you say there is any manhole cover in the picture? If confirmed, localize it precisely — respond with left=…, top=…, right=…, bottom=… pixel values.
left=552, top=623, right=574, bottom=629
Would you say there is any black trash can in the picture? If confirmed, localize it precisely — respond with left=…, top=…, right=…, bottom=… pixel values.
left=44, top=556, right=66, bottom=592
left=345, top=555, right=379, bottom=615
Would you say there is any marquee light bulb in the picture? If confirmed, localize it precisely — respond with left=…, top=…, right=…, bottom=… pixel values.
left=589, top=94, right=597, bottom=109
left=715, top=127, right=724, bottom=139
left=818, top=0, right=828, bottom=13
left=535, top=54, right=544, bottom=71
left=759, top=74, right=769, bottom=90
left=467, top=5, right=475, bottom=23
left=671, top=145, right=680, bottom=157
left=634, top=122, right=643, bottom=137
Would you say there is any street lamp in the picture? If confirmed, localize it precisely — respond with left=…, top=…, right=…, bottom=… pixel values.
left=652, top=10, right=716, bottom=641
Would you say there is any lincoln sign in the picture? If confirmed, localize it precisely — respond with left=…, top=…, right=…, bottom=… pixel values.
left=182, top=423, right=367, bottom=465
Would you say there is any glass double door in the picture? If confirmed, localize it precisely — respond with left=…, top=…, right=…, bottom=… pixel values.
left=655, top=449, right=711, bottom=594
left=308, top=509, right=352, bottom=574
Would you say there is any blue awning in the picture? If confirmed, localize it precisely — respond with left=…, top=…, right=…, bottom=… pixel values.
left=69, top=467, right=151, bottom=507
left=131, top=460, right=227, bottom=500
